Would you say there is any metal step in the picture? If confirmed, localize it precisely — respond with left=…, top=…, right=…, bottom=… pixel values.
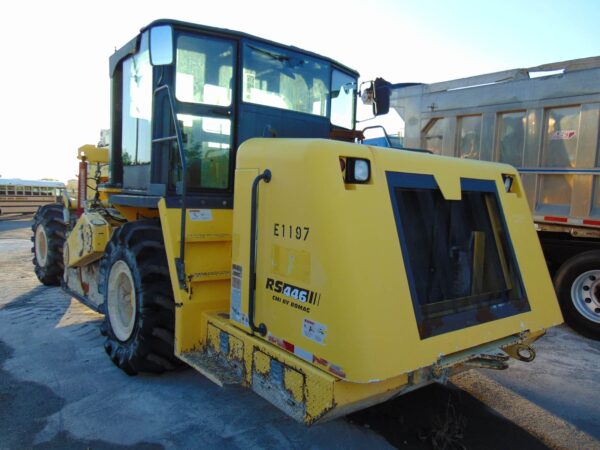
left=179, top=350, right=243, bottom=387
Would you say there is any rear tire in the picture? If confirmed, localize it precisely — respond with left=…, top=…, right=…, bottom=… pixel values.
left=554, top=250, right=600, bottom=340
left=31, top=204, right=66, bottom=286
left=100, top=220, right=179, bottom=375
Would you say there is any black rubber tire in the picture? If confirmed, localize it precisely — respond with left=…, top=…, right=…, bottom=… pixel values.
left=100, top=219, right=179, bottom=375
left=554, top=250, right=600, bottom=340
left=31, top=204, right=66, bottom=286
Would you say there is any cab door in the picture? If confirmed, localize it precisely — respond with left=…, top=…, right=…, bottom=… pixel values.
left=161, top=33, right=237, bottom=202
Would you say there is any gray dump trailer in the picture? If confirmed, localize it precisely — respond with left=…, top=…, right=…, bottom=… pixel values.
left=387, top=56, right=600, bottom=339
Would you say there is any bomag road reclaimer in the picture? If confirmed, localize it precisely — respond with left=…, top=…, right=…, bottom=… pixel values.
left=31, top=19, right=563, bottom=424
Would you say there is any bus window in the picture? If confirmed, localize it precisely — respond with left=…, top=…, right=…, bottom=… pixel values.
left=0, top=181, right=65, bottom=215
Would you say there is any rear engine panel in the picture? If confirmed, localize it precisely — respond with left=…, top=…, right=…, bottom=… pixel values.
left=230, top=138, right=563, bottom=383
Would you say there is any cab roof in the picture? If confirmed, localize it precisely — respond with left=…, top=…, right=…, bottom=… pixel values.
left=109, top=18, right=360, bottom=78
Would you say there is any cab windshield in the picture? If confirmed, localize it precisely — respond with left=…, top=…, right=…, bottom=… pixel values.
left=243, top=43, right=330, bottom=117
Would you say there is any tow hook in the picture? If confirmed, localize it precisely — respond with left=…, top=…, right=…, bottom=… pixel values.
left=504, top=343, right=536, bottom=362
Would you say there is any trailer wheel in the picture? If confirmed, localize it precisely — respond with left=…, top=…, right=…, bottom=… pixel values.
left=100, top=220, right=180, bottom=375
left=554, top=250, right=600, bottom=340
left=31, top=204, right=66, bottom=286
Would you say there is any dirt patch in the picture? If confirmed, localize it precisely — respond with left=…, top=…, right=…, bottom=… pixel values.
left=348, top=383, right=549, bottom=450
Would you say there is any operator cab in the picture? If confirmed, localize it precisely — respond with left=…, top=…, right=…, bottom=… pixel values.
left=107, top=19, right=359, bottom=209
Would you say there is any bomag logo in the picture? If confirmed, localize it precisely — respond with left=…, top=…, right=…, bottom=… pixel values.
left=265, top=278, right=321, bottom=305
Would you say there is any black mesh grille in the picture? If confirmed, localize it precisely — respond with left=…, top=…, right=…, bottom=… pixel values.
left=388, top=173, right=530, bottom=339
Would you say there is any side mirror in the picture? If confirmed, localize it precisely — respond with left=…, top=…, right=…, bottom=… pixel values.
left=150, top=25, right=174, bottom=66
left=373, top=78, right=391, bottom=116
left=360, top=78, right=391, bottom=116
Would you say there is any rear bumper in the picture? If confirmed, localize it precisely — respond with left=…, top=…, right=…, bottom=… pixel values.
left=184, top=312, right=546, bottom=425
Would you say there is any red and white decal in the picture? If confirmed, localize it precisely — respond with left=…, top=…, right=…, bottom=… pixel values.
left=267, top=333, right=346, bottom=379
left=536, top=215, right=600, bottom=228
left=551, top=130, right=576, bottom=140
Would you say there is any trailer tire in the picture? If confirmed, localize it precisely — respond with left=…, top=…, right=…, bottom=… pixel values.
left=100, top=220, right=180, bottom=375
left=554, top=250, right=600, bottom=340
left=31, top=204, right=66, bottom=286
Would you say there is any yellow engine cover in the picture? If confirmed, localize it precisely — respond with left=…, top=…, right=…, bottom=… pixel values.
left=231, top=138, right=563, bottom=383
left=65, top=211, right=111, bottom=267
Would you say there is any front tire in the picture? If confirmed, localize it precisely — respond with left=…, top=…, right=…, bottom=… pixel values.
left=100, top=220, right=179, bottom=375
left=31, top=204, right=66, bottom=285
left=554, top=250, right=600, bottom=340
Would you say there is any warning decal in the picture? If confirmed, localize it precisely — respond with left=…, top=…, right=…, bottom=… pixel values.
left=303, top=318, right=327, bottom=345
left=231, top=264, right=248, bottom=326
left=189, top=209, right=213, bottom=221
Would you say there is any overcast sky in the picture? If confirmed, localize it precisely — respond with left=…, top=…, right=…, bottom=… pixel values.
left=2, top=0, right=599, bottom=182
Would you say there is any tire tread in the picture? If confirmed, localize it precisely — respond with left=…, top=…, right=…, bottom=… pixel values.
left=101, top=219, right=180, bottom=375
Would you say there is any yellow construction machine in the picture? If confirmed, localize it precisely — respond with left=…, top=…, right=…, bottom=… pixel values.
left=31, top=19, right=563, bottom=424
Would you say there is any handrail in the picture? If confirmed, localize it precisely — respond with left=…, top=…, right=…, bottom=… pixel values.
left=152, top=84, right=188, bottom=289
left=248, top=169, right=271, bottom=336
left=361, top=125, right=392, bottom=148
left=361, top=125, right=433, bottom=154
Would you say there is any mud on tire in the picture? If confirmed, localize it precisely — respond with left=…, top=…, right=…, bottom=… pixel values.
left=100, top=219, right=179, bottom=375
left=31, top=204, right=66, bottom=286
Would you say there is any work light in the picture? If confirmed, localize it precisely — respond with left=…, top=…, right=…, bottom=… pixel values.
left=346, top=158, right=371, bottom=184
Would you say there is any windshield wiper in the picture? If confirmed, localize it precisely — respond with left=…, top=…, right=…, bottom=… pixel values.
left=248, top=45, right=290, bottom=63
left=248, top=45, right=306, bottom=71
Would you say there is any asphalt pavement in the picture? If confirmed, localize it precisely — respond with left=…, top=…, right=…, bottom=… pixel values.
left=1, top=215, right=598, bottom=449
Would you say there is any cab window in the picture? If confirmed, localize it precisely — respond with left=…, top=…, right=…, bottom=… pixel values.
left=122, top=32, right=152, bottom=167
left=176, top=35, right=234, bottom=106
left=169, top=34, right=235, bottom=192
left=242, top=43, right=329, bottom=116
left=331, top=70, right=356, bottom=129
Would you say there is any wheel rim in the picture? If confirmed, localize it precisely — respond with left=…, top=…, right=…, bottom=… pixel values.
left=571, top=269, right=600, bottom=324
left=107, top=260, right=137, bottom=341
left=35, top=225, right=48, bottom=266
